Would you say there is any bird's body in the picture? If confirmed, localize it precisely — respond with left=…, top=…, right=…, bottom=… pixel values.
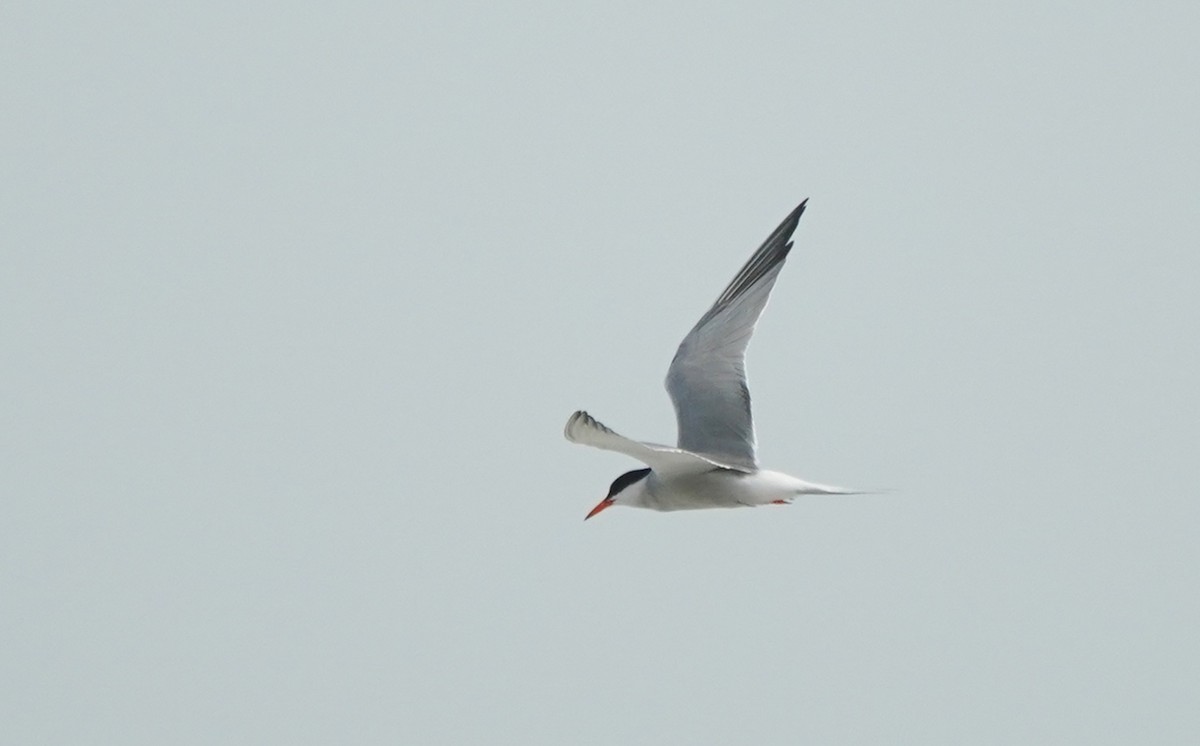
left=565, top=200, right=860, bottom=519
left=635, top=469, right=854, bottom=512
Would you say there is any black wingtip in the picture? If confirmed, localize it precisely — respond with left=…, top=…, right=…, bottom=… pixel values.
left=789, top=198, right=808, bottom=224
left=773, top=199, right=808, bottom=247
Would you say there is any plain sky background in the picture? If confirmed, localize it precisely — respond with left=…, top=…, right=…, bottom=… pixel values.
left=3, top=2, right=1198, bottom=743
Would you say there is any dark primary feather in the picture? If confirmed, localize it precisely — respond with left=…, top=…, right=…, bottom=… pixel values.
left=695, top=200, right=806, bottom=328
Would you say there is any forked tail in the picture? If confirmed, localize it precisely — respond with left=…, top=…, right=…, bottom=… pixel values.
left=793, top=480, right=875, bottom=495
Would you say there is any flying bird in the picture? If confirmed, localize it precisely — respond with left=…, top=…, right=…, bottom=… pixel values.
left=565, top=200, right=861, bottom=519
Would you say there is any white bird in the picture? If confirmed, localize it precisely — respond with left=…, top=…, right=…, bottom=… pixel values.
left=565, top=200, right=862, bottom=520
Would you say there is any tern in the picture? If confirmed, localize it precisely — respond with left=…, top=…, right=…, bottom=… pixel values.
left=565, top=200, right=861, bottom=520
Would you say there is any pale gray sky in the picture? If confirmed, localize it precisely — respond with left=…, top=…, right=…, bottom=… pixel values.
left=3, top=2, right=1198, bottom=743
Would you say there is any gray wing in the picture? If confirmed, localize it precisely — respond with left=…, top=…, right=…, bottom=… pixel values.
left=664, top=200, right=807, bottom=469
left=563, top=410, right=748, bottom=474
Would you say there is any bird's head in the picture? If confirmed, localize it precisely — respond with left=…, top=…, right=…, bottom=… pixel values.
left=584, top=467, right=651, bottom=520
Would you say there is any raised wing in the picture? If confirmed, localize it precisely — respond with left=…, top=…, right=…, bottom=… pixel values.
left=563, top=410, right=747, bottom=475
left=664, top=200, right=807, bottom=469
